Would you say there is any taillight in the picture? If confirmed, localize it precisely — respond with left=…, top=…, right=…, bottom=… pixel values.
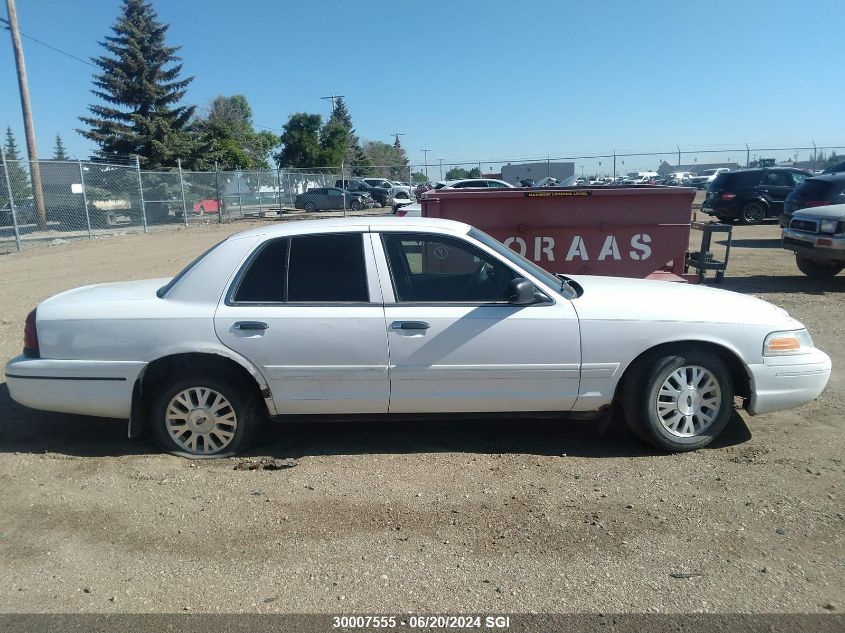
left=24, top=308, right=39, bottom=357
left=804, top=200, right=831, bottom=208
left=721, top=193, right=736, bottom=201
left=394, top=210, right=407, bottom=217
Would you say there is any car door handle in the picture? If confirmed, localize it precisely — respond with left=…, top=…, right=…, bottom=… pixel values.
left=234, top=321, right=269, bottom=331
left=391, top=321, right=430, bottom=330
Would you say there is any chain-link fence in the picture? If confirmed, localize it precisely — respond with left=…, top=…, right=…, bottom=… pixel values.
left=3, top=143, right=843, bottom=253
left=0, top=156, right=347, bottom=253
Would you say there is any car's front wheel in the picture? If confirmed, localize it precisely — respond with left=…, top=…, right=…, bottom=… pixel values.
left=623, top=348, right=734, bottom=452
left=303, top=201, right=317, bottom=212
left=795, top=255, right=843, bottom=278
left=151, top=371, right=261, bottom=458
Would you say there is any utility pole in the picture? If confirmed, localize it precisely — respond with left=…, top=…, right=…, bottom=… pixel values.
left=421, top=149, right=430, bottom=180
left=391, top=132, right=405, bottom=146
left=5, top=0, right=47, bottom=229
left=438, top=158, right=443, bottom=180
left=321, top=94, right=344, bottom=114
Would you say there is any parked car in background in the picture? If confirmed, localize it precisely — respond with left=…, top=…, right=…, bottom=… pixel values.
left=6, top=217, right=830, bottom=457
left=362, top=178, right=413, bottom=200
left=780, top=173, right=845, bottom=227
left=666, top=172, right=694, bottom=185
left=782, top=203, right=845, bottom=277
left=0, top=200, right=36, bottom=226
left=690, top=168, right=731, bottom=189
left=432, top=179, right=515, bottom=190
left=822, top=160, right=845, bottom=174
left=702, top=168, right=810, bottom=224
left=295, top=187, right=371, bottom=211
left=335, top=179, right=391, bottom=207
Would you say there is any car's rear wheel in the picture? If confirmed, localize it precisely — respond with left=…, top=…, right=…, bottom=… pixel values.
left=622, top=348, right=734, bottom=452
left=795, top=255, right=843, bottom=278
left=303, top=201, right=317, bottom=212
left=740, top=201, right=765, bottom=225
left=151, top=371, right=261, bottom=458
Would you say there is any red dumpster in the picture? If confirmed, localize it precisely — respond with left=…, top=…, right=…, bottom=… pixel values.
left=420, top=186, right=696, bottom=282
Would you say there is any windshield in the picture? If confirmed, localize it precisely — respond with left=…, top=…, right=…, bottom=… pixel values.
left=468, top=227, right=573, bottom=298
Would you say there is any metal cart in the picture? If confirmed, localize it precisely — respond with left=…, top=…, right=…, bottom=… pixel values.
left=685, top=221, right=733, bottom=284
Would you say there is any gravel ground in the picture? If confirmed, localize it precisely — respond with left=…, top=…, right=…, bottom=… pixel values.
left=0, top=213, right=842, bottom=614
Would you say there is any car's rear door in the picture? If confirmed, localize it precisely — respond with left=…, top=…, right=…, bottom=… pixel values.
left=374, top=229, right=581, bottom=413
left=214, top=231, right=389, bottom=414
left=760, top=170, right=795, bottom=214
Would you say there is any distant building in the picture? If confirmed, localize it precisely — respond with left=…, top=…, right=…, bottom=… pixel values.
left=501, top=161, right=575, bottom=186
left=657, top=161, right=740, bottom=176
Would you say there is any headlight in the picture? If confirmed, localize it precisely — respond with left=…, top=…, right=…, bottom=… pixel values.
left=763, top=329, right=814, bottom=356
left=819, top=219, right=838, bottom=234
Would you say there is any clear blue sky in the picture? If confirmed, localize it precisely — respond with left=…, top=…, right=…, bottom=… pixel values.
left=2, top=0, right=844, bottom=173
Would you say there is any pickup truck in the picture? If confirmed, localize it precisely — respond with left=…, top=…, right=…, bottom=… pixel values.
left=781, top=203, right=845, bottom=277
left=335, top=179, right=391, bottom=207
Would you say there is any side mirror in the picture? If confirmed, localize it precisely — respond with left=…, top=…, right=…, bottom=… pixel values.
left=508, top=278, right=537, bottom=305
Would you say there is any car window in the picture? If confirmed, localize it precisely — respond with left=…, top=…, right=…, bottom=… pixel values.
left=792, top=179, right=832, bottom=199
left=328, top=188, right=342, bottom=196
left=288, top=234, right=368, bottom=302
left=233, top=234, right=368, bottom=303
left=233, top=239, right=289, bottom=302
left=767, top=171, right=793, bottom=187
left=309, top=188, right=325, bottom=195
left=487, top=181, right=507, bottom=188
left=382, top=233, right=517, bottom=302
left=791, top=172, right=808, bottom=185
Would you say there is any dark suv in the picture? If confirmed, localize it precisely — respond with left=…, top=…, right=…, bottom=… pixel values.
left=335, top=179, right=391, bottom=207
left=780, top=173, right=845, bottom=227
left=703, top=168, right=810, bottom=224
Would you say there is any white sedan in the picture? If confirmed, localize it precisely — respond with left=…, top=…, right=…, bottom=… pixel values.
left=5, top=217, right=831, bottom=457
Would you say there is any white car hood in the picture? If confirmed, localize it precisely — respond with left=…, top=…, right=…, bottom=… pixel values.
left=40, top=278, right=171, bottom=306
left=568, top=275, right=801, bottom=329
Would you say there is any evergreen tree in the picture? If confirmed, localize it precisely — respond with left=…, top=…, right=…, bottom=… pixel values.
left=78, top=0, right=196, bottom=168
left=2, top=127, right=32, bottom=203
left=53, top=134, right=69, bottom=160
left=328, top=97, right=370, bottom=173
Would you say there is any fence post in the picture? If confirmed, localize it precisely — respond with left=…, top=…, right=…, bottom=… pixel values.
left=341, top=161, right=346, bottom=216
left=256, top=171, right=262, bottom=215
left=178, top=158, right=188, bottom=227
left=135, top=155, right=148, bottom=234
left=1, top=145, right=22, bottom=252
left=275, top=167, right=281, bottom=212
left=214, top=161, right=222, bottom=224
left=236, top=171, right=242, bottom=217
left=78, top=160, right=92, bottom=239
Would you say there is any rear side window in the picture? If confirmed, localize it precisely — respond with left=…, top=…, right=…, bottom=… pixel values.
left=234, top=239, right=289, bottom=302
left=767, top=171, right=793, bottom=187
left=233, top=234, right=368, bottom=303
left=288, top=234, right=368, bottom=301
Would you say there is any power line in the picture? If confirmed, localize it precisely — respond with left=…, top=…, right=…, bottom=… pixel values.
left=0, top=17, right=284, bottom=133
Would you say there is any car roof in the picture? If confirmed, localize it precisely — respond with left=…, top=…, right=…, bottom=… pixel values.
left=228, top=216, right=472, bottom=240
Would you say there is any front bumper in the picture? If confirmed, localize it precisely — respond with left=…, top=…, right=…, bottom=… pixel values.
left=747, top=348, right=832, bottom=415
left=5, top=355, right=145, bottom=419
left=782, top=229, right=845, bottom=262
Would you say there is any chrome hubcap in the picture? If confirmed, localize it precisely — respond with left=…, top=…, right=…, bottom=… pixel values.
left=656, top=365, right=722, bottom=437
left=165, top=387, right=237, bottom=454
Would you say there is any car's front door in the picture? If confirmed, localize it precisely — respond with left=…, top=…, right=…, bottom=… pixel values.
left=214, top=232, right=389, bottom=414
left=374, top=231, right=581, bottom=413
left=326, top=188, right=345, bottom=209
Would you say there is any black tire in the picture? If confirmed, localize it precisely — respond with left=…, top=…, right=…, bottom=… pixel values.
left=795, top=255, right=843, bottom=278
left=303, top=201, right=317, bottom=212
left=351, top=199, right=362, bottom=211
left=622, top=348, right=734, bottom=452
left=150, top=370, right=262, bottom=458
left=740, top=201, right=765, bottom=225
